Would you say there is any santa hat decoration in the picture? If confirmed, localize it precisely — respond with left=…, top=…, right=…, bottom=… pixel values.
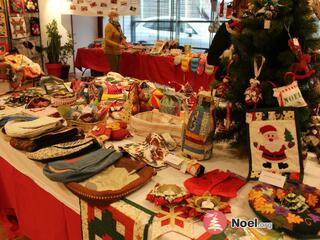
left=260, top=125, right=277, bottom=134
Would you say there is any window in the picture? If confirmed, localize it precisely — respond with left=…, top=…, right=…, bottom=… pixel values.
left=103, top=0, right=229, bottom=50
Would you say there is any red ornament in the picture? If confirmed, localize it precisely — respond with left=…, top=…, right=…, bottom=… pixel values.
left=215, top=77, right=230, bottom=98
left=244, top=79, right=262, bottom=106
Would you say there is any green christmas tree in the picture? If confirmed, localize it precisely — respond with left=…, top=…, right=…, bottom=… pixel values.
left=213, top=0, right=320, bottom=147
left=284, top=128, right=294, bottom=143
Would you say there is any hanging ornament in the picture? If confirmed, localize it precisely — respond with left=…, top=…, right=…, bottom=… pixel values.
left=219, top=0, right=225, bottom=17
left=215, top=77, right=229, bottom=98
left=244, top=56, right=265, bottom=107
left=244, top=79, right=262, bottom=106
left=285, top=23, right=316, bottom=81
left=273, top=72, right=307, bottom=108
left=215, top=60, right=233, bottom=98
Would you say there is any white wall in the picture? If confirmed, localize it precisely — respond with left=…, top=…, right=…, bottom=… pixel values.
left=39, top=0, right=98, bottom=72
left=72, top=16, right=98, bottom=54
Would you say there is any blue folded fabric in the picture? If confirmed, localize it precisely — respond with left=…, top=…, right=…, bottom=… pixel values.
left=43, top=148, right=123, bottom=183
left=0, top=115, right=37, bottom=127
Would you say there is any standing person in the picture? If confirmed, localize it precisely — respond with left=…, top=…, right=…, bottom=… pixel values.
left=207, top=0, right=250, bottom=67
left=104, top=10, right=127, bottom=72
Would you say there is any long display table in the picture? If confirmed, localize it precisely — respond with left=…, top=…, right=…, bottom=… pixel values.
left=75, top=48, right=215, bottom=91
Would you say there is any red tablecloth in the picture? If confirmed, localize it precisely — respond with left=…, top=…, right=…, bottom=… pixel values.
left=0, top=157, right=81, bottom=240
left=119, top=52, right=215, bottom=91
left=75, top=48, right=215, bottom=91
left=75, top=48, right=111, bottom=73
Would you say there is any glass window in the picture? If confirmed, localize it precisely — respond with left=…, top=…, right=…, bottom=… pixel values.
left=103, top=0, right=220, bottom=49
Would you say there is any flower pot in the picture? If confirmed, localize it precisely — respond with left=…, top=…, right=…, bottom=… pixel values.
left=45, top=63, right=62, bottom=78
left=61, top=64, right=70, bottom=80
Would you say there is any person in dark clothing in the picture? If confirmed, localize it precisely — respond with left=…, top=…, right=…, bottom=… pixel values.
left=207, top=0, right=250, bottom=66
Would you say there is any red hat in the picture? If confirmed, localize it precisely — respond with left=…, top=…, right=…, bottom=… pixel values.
left=260, top=125, right=277, bottom=134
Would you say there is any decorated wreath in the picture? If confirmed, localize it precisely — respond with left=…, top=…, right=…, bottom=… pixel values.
left=146, top=183, right=190, bottom=206
left=248, top=182, right=320, bottom=239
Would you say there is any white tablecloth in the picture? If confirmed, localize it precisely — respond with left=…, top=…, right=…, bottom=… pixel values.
left=1, top=131, right=320, bottom=240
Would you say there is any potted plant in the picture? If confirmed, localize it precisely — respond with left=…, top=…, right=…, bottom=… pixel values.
left=60, top=33, right=74, bottom=80
left=45, top=19, right=62, bottom=78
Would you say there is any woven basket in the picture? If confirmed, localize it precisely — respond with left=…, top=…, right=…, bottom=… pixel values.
left=51, top=94, right=77, bottom=107
left=66, top=119, right=105, bottom=133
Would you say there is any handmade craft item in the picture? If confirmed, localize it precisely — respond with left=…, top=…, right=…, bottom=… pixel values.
left=80, top=199, right=154, bottom=240
left=10, top=127, right=84, bottom=152
left=43, top=148, right=122, bottom=182
left=39, top=76, right=70, bottom=95
left=159, top=91, right=182, bottom=116
left=4, top=116, right=64, bottom=138
left=181, top=56, right=191, bottom=73
left=10, top=0, right=24, bottom=13
left=30, top=17, right=40, bottom=36
left=120, top=134, right=168, bottom=168
left=24, top=0, right=38, bottom=12
left=288, top=37, right=316, bottom=80
left=0, top=42, right=8, bottom=55
left=184, top=169, right=246, bottom=199
left=248, top=182, right=320, bottom=239
left=151, top=205, right=195, bottom=239
left=9, top=17, right=27, bottom=39
left=186, top=194, right=231, bottom=218
left=129, top=110, right=183, bottom=142
left=25, top=97, right=50, bottom=109
left=0, top=13, right=7, bottom=37
left=246, top=108, right=304, bottom=181
left=205, top=62, right=216, bottom=75
left=197, top=57, right=206, bottom=75
left=26, top=138, right=101, bottom=162
left=273, top=77, right=307, bottom=107
left=181, top=91, right=216, bottom=160
left=146, top=183, right=189, bottom=206
left=66, top=157, right=154, bottom=205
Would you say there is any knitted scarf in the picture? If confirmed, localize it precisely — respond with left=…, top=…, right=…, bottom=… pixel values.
left=109, top=19, right=126, bottom=40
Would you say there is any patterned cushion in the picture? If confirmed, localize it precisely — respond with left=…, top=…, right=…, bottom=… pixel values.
left=248, top=182, right=320, bottom=239
left=66, top=157, right=155, bottom=205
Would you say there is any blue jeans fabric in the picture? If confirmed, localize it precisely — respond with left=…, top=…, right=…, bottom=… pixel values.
left=43, top=148, right=123, bottom=183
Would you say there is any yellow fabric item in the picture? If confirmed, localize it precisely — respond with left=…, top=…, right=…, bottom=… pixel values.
left=104, top=23, right=124, bottom=55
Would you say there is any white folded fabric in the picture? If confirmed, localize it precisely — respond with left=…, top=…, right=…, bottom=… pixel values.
left=4, top=117, right=64, bottom=138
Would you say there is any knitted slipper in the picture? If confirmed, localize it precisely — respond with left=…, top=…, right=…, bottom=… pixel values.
left=181, top=56, right=191, bottom=72
left=205, top=62, right=215, bottom=75
left=190, top=57, right=200, bottom=74
left=174, top=55, right=183, bottom=65
left=184, top=169, right=233, bottom=196
left=210, top=175, right=247, bottom=199
left=197, top=58, right=206, bottom=75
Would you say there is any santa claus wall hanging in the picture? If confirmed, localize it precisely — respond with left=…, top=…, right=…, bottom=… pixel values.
left=246, top=108, right=304, bottom=181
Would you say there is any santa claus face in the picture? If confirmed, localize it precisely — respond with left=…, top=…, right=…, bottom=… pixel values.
left=263, top=131, right=279, bottom=142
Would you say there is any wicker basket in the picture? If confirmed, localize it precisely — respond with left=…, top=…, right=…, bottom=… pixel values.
left=66, top=119, right=105, bottom=133
left=51, top=94, right=77, bottom=107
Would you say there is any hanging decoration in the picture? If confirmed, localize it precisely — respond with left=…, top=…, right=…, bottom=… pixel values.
left=287, top=37, right=316, bottom=80
left=9, top=0, right=24, bottom=14
left=30, top=17, right=40, bottom=36
left=24, top=0, right=38, bottom=12
left=9, top=17, right=27, bottom=39
left=244, top=56, right=265, bottom=107
left=0, top=12, right=7, bottom=37
left=273, top=73, right=307, bottom=108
